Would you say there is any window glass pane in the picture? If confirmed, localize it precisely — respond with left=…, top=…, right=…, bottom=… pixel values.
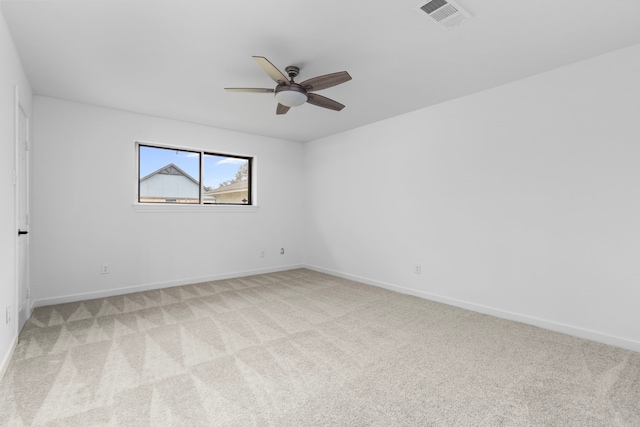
left=139, top=145, right=200, bottom=203
left=203, top=154, right=250, bottom=204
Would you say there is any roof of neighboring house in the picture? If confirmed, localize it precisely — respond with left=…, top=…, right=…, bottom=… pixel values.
left=205, top=180, right=248, bottom=195
left=140, top=163, right=198, bottom=185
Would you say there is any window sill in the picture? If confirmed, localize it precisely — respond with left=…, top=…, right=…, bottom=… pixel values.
left=133, top=203, right=260, bottom=213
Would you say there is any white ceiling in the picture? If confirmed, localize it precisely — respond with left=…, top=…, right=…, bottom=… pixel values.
left=3, top=0, right=640, bottom=142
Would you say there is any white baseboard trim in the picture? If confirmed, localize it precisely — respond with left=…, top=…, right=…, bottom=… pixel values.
left=33, top=264, right=304, bottom=308
left=304, top=264, right=640, bottom=354
left=0, top=334, right=18, bottom=381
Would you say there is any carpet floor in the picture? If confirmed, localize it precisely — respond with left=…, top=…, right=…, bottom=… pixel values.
left=1, top=268, right=639, bottom=426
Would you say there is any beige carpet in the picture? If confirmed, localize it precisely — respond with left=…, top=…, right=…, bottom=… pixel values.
left=1, top=268, right=639, bottom=426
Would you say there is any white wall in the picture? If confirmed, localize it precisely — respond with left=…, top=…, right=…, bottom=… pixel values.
left=0, top=7, right=32, bottom=376
left=31, top=97, right=305, bottom=304
left=304, top=43, right=640, bottom=351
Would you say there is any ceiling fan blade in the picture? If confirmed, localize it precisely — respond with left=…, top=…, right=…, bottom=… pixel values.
left=300, top=71, right=352, bottom=92
left=306, top=93, right=345, bottom=111
left=225, top=88, right=274, bottom=93
left=252, top=56, right=290, bottom=86
left=276, top=103, right=290, bottom=115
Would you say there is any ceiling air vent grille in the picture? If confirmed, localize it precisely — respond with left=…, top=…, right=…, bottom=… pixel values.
left=416, top=0, right=472, bottom=29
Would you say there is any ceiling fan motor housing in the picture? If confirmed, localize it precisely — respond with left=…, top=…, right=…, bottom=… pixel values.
left=285, top=66, right=300, bottom=79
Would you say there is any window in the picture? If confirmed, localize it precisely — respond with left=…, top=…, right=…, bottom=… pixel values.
left=138, top=144, right=252, bottom=205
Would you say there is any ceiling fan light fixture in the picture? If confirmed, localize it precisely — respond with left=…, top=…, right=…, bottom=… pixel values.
left=275, top=85, right=308, bottom=107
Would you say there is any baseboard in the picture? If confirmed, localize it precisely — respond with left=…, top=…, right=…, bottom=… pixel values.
left=305, top=264, right=640, bottom=354
left=0, top=334, right=18, bottom=381
left=33, top=264, right=304, bottom=308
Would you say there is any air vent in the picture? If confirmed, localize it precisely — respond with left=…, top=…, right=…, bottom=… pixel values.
left=416, top=0, right=472, bottom=29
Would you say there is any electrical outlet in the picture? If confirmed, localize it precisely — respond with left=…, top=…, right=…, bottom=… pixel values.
left=101, top=264, right=110, bottom=274
left=414, top=264, right=422, bottom=275
left=280, top=248, right=285, bottom=255
left=5, top=306, right=11, bottom=324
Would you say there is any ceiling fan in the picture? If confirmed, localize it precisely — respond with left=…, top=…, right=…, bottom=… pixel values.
left=225, top=56, right=352, bottom=115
